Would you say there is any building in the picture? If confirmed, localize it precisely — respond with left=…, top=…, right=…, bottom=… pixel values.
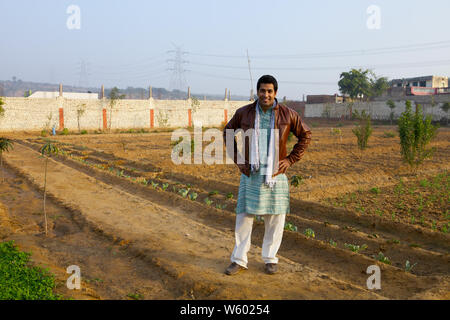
left=388, top=76, right=449, bottom=97
left=306, top=94, right=344, bottom=104
left=391, top=76, right=448, bottom=89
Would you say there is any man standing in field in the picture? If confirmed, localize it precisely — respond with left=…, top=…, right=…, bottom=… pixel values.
left=223, top=75, right=311, bottom=275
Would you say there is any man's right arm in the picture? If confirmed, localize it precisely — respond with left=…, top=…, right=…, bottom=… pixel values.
left=223, top=110, right=250, bottom=176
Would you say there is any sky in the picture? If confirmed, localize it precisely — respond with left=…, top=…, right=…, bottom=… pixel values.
left=1, top=0, right=449, bottom=100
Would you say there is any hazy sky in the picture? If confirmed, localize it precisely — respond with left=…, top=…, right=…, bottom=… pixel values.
left=1, top=0, right=449, bottom=99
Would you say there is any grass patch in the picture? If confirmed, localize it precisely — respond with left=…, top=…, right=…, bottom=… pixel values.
left=0, top=241, right=62, bottom=300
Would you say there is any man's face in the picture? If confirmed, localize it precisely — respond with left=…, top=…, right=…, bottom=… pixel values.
left=257, top=83, right=277, bottom=109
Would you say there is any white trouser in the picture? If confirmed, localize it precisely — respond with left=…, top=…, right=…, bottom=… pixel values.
left=231, top=213, right=286, bottom=268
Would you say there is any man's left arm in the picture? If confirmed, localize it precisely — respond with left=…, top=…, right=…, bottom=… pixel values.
left=285, top=110, right=312, bottom=167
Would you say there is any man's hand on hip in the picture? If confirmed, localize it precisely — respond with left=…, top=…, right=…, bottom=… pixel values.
left=273, top=158, right=290, bottom=177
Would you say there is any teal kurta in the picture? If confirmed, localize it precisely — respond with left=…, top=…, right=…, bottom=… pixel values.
left=235, top=103, right=290, bottom=215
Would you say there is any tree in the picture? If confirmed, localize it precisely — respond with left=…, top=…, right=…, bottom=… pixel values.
left=369, top=74, right=389, bottom=99
left=0, top=138, right=13, bottom=183
left=338, top=69, right=389, bottom=101
left=386, top=100, right=396, bottom=125
left=76, top=103, right=86, bottom=133
left=440, top=102, right=450, bottom=126
left=338, top=69, right=371, bottom=101
left=398, top=101, right=438, bottom=173
left=39, top=141, right=59, bottom=236
left=108, top=87, right=126, bottom=132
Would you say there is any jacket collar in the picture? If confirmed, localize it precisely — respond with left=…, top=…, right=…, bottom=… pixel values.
left=251, top=98, right=280, bottom=111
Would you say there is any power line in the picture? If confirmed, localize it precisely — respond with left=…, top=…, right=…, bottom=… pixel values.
left=187, top=40, right=450, bottom=60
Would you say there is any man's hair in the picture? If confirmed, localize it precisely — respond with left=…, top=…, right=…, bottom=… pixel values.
left=257, top=75, right=278, bottom=92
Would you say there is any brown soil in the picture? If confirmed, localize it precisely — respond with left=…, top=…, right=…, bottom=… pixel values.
left=1, top=125, right=449, bottom=299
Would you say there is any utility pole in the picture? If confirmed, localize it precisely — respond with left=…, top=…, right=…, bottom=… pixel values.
left=247, top=49, right=254, bottom=101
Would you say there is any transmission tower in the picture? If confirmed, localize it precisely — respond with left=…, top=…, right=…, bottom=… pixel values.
left=167, top=45, right=189, bottom=91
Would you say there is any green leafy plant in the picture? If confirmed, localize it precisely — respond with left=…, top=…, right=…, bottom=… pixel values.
left=40, top=141, right=59, bottom=236
left=0, top=138, right=14, bottom=183
left=352, top=110, right=373, bottom=151
left=329, top=239, right=337, bottom=247
left=127, top=293, right=143, bottom=300
left=59, top=128, right=69, bottom=135
left=204, top=197, right=213, bottom=206
left=398, top=101, right=438, bottom=172
left=188, top=192, right=198, bottom=201
left=303, top=228, right=315, bottom=238
left=208, top=190, right=219, bottom=196
left=162, top=183, right=169, bottom=191
left=373, top=252, right=391, bottom=265
left=80, top=129, right=88, bottom=135
left=151, top=181, right=159, bottom=189
left=226, top=192, right=234, bottom=199
left=382, top=131, right=396, bottom=138
left=0, top=241, right=62, bottom=300
left=386, top=100, right=396, bottom=125
left=405, top=260, right=417, bottom=273
left=344, top=243, right=368, bottom=253
left=178, top=188, right=189, bottom=198
left=284, top=222, right=298, bottom=232
left=290, top=175, right=304, bottom=187
left=370, top=187, right=380, bottom=195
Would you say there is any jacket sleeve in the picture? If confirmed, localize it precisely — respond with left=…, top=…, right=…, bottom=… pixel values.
left=223, top=109, right=250, bottom=175
left=286, top=110, right=312, bottom=165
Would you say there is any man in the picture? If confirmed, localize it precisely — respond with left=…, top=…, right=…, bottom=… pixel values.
left=223, top=75, right=311, bottom=275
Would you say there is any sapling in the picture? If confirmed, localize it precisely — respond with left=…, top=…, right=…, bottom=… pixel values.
left=39, top=141, right=59, bottom=236
left=0, top=138, right=14, bottom=183
left=405, top=260, right=417, bottom=273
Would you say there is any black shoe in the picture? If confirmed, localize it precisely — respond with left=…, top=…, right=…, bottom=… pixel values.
left=265, top=263, right=278, bottom=275
left=225, top=262, right=247, bottom=275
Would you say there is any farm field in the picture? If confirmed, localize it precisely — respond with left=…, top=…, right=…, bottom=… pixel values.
left=0, top=124, right=449, bottom=299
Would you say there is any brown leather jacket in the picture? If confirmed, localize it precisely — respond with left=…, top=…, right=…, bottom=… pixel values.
left=223, top=99, right=312, bottom=177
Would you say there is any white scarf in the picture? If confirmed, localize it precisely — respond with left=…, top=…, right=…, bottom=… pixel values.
left=250, top=100, right=277, bottom=190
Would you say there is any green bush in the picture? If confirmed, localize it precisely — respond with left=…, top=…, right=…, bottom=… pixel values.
left=398, top=101, right=438, bottom=171
left=352, top=110, right=373, bottom=150
left=0, top=241, right=61, bottom=300
left=80, top=130, right=88, bottom=135
left=59, top=128, right=69, bottom=135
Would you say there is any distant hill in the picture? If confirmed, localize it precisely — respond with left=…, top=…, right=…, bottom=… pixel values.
left=0, top=79, right=250, bottom=101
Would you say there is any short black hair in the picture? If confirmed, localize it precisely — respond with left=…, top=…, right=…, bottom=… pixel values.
left=257, top=75, right=278, bottom=92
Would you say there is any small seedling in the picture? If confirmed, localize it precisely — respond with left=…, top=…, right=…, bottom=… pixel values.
left=127, top=293, right=143, bottom=300
left=284, top=222, right=298, bottom=232
left=178, top=188, right=189, bottom=198
left=188, top=192, right=198, bottom=201
left=290, top=175, right=304, bottom=187
left=151, top=181, right=159, bottom=189
left=405, top=260, right=417, bottom=273
left=303, top=228, right=315, bottom=238
left=162, top=183, right=169, bottom=191
left=387, top=239, right=400, bottom=244
left=204, top=197, right=213, bottom=206
left=370, top=187, right=380, bottom=195
left=208, top=190, right=219, bottom=196
left=226, top=192, right=234, bottom=199
left=329, top=239, right=337, bottom=247
left=374, top=252, right=391, bottom=265
left=344, top=243, right=368, bottom=253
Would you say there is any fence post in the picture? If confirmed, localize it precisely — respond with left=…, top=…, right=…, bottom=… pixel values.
left=102, top=108, right=107, bottom=130
left=188, top=109, right=192, bottom=127
left=150, top=109, right=154, bottom=128
left=58, top=108, right=64, bottom=130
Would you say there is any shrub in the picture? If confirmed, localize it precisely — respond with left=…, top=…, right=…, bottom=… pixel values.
left=59, top=128, right=69, bottom=135
left=352, top=110, right=373, bottom=150
left=398, top=101, right=438, bottom=171
left=80, top=130, right=88, bottom=135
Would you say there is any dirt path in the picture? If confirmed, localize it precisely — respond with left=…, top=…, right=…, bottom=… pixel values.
left=3, top=143, right=389, bottom=299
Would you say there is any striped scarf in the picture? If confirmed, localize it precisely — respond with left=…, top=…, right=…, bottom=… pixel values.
left=250, top=100, right=277, bottom=190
